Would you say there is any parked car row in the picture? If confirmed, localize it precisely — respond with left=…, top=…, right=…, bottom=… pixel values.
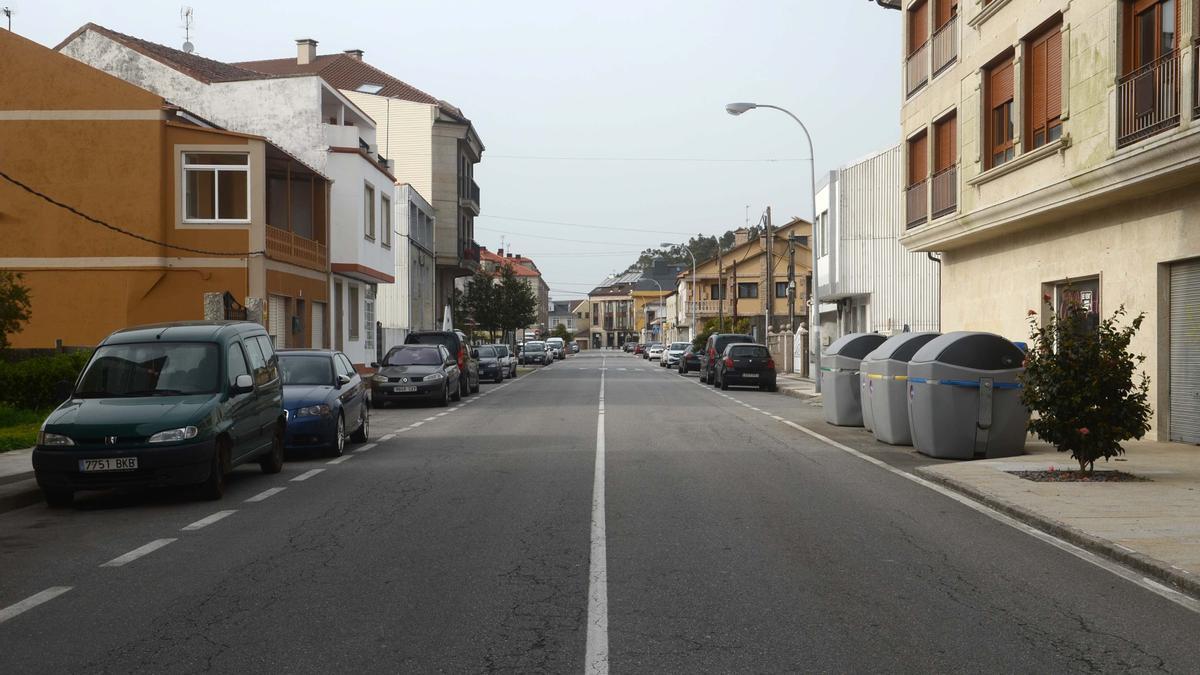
left=673, top=332, right=778, bottom=392
left=517, top=339, right=578, bottom=364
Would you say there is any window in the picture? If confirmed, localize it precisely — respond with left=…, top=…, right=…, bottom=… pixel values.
left=1026, top=20, right=1063, bottom=150
left=909, top=131, right=929, bottom=185
left=364, top=297, right=375, bottom=351
left=381, top=195, right=392, bottom=248
left=775, top=281, right=790, bottom=298
left=242, top=338, right=271, bottom=387
left=818, top=211, right=830, bottom=257
left=934, top=0, right=958, bottom=29
left=710, top=284, right=727, bottom=300
left=737, top=283, right=759, bottom=299
left=349, top=286, right=360, bottom=341
left=254, top=335, right=279, bottom=383
left=908, top=1, right=929, bottom=55
left=1124, top=0, right=1177, bottom=73
left=934, top=115, right=956, bottom=172
left=1053, top=277, right=1101, bottom=332
left=227, top=343, right=250, bottom=388
left=183, top=153, right=249, bottom=222
left=364, top=184, right=375, bottom=239
left=985, top=55, right=1016, bottom=168
left=355, top=83, right=384, bottom=94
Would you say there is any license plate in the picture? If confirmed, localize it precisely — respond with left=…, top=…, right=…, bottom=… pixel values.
left=741, top=372, right=759, bottom=378
left=393, top=386, right=418, bottom=393
left=79, top=457, right=138, bottom=472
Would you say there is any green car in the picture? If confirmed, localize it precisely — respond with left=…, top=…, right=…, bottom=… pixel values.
left=33, top=321, right=286, bottom=507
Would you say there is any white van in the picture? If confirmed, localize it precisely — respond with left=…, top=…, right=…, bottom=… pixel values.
left=545, top=337, right=566, bottom=360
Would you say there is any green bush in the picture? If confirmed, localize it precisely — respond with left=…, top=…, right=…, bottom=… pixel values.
left=0, top=351, right=92, bottom=411
left=0, top=406, right=46, bottom=452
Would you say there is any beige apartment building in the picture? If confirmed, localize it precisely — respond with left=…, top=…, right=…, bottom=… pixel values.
left=894, top=0, right=1200, bottom=442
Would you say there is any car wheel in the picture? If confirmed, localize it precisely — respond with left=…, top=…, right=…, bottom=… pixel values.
left=260, top=422, right=284, bottom=474
left=768, top=384, right=778, bottom=393
left=327, top=414, right=346, bottom=458
left=470, top=378, right=480, bottom=394
left=199, top=440, right=229, bottom=501
left=350, top=406, right=369, bottom=443
left=460, top=376, right=471, bottom=398
left=436, top=383, right=450, bottom=406
left=43, top=487, right=73, bottom=508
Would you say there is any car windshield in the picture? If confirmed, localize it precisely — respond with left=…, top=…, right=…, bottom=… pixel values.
left=278, top=354, right=333, bottom=385
left=406, top=334, right=454, bottom=351
left=477, top=346, right=496, bottom=358
left=493, top=345, right=510, bottom=357
left=75, top=342, right=219, bottom=397
left=526, top=342, right=544, bottom=350
left=730, top=345, right=770, bottom=358
left=670, top=343, right=689, bottom=350
left=385, top=346, right=443, bottom=366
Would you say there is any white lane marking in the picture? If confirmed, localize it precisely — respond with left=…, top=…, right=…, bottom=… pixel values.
left=327, top=455, right=353, bottom=465
left=245, top=487, right=286, bottom=502
left=586, top=360, right=609, bottom=674
left=453, top=406, right=464, bottom=410
left=181, top=510, right=236, bottom=532
left=436, top=412, right=450, bottom=417
left=101, top=539, right=176, bottom=567
left=0, top=587, right=72, bottom=625
left=354, top=443, right=378, bottom=453
left=423, top=416, right=437, bottom=422
left=379, top=434, right=396, bottom=441
left=291, top=468, right=325, bottom=482
left=409, top=421, right=424, bottom=428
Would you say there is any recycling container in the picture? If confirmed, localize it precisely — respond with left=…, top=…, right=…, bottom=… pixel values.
left=821, top=332, right=886, bottom=426
left=907, top=332, right=1028, bottom=459
left=860, top=332, right=940, bottom=445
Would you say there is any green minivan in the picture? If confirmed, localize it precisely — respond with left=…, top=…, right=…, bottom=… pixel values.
left=33, top=321, right=286, bottom=506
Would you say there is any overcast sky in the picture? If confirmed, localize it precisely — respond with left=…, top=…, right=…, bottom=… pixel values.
left=16, top=1, right=901, bottom=302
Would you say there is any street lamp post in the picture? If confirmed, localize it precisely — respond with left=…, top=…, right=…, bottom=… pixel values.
left=644, top=277, right=664, bottom=344
left=725, top=102, right=821, bottom=392
left=663, top=243, right=697, bottom=342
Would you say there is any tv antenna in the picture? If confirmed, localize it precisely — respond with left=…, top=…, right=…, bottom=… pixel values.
left=180, top=6, right=194, bottom=53
left=3, top=6, right=15, bottom=32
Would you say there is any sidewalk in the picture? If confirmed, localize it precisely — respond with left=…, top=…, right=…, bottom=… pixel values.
left=918, top=440, right=1200, bottom=597
left=776, top=372, right=821, bottom=403
left=0, top=447, right=39, bottom=513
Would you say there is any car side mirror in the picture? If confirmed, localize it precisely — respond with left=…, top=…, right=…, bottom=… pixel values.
left=336, top=374, right=351, bottom=387
left=470, top=349, right=479, bottom=359
left=445, top=358, right=456, bottom=367
left=53, top=379, right=74, bottom=401
left=233, top=374, right=254, bottom=394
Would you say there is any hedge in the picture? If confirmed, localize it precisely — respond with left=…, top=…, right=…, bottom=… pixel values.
left=0, top=351, right=92, bottom=411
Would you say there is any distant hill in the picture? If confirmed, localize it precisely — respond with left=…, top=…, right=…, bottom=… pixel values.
left=623, top=226, right=763, bottom=274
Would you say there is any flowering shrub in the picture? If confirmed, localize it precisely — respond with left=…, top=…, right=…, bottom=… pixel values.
left=1020, top=295, right=1151, bottom=473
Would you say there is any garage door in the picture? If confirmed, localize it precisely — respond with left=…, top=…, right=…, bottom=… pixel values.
left=312, top=302, right=325, bottom=349
left=268, top=295, right=287, bottom=349
left=1170, top=258, right=1200, bottom=443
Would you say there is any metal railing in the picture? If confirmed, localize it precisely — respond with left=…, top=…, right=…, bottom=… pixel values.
left=1117, top=49, right=1180, bottom=148
left=930, top=165, right=957, bottom=219
left=906, top=42, right=929, bottom=97
left=931, top=16, right=957, bottom=76
left=905, top=179, right=928, bottom=228
left=266, top=225, right=327, bottom=272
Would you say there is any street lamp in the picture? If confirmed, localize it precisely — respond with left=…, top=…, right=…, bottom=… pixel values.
left=662, top=242, right=697, bottom=342
left=644, top=277, right=664, bottom=344
left=725, top=101, right=821, bottom=392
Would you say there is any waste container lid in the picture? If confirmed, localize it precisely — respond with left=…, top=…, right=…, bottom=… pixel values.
left=825, top=332, right=887, bottom=359
left=863, top=332, right=940, bottom=363
left=910, top=331, right=1024, bottom=370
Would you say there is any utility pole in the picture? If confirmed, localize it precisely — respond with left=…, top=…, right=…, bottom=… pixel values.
left=717, top=246, right=724, bottom=331
left=787, top=233, right=796, bottom=332
left=764, top=207, right=773, bottom=338
left=731, top=256, right=738, bottom=324
left=2, top=7, right=12, bottom=31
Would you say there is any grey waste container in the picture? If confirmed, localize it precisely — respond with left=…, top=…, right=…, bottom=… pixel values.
left=861, top=332, right=940, bottom=445
left=907, top=332, right=1028, bottom=459
left=822, top=332, right=886, bottom=426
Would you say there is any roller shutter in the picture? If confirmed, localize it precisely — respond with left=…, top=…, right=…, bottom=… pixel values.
left=1170, top=258, right=1200, bottom=443
left=312, top=302, right=325, bottom=349
left=268, top=295, right=286, bottom=349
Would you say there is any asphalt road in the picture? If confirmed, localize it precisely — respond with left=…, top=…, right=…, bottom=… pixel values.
left=2, top=350, right=1199, bottom=673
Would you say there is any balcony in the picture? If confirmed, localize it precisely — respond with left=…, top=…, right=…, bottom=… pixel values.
left=322, top=123, right=360, bottom=149
left=602, top=319, right=633, bottom=331
left=931, top=16, right=957, bottom=76
left=906, top=42, right=929, bottom=97
left=692, top=299, right=725, bottom=315
left=1117, top=50, right=1180, bottom=148
left=905, top=179, right=928, bottom=229
left=930, top=166, right=957, bottom=219
left=462, top=239, right=481, bottom=264
left=459, top=178, right=480, bottom=215
left=266, top=226, right=327, bottom=272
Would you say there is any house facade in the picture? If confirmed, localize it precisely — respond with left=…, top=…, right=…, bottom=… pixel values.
left=894, top=0, right=1200, bottom=441
left=377, top=184, right=437, bottom=350
left=0, top=29, right=329, bottom=349
left=549, top=300, right=577, bottom=334
left=59, top=26, right=394, bottom=367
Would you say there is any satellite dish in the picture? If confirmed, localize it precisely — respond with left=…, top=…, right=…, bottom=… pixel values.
left=182, top=40, right=194, bottom=53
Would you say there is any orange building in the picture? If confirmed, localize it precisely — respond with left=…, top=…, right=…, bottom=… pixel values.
left=0, top=29, right=330, bottom=349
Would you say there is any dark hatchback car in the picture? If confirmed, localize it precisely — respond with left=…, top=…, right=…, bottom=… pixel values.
left=372, top=344, right=461, bottom=406
left=715, top=343, right=778, bottom=392
left=476, top=345, right=506, bottom=383
left=33, top=321, right=284, bottom=506
left=520, top=341, right=548, bottom=365
left=404, top=330, right=479, bottom=397
left=700, top=333, right=755, bottom=384
left=677, top=345, right=702, bottom=374
left=278, top=350, right=369, bottom=457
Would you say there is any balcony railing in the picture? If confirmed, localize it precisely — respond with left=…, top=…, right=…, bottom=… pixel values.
left=693, top=299, right=725, bottom=314
left=906, top=42, right=929, bottom=97
left=1194, top=40, right=1200, bottom=117
left=266, top=225, right=327, bottom=272
left=930, top=166, right=957, bottom=219
left=905, top=179, right=928, bottom=229
left=931, top=16, right=957, bottom=76
left=1117, top=50, right=1180, bottom=148
left=462, top=239, right=481, bottom=263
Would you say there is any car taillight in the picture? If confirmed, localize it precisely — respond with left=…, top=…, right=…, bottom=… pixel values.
left=458, top=347, right=465, bottom=369
left=724, top=356, right=734, bottom=368
left=767, top=358, right=775, bottom=369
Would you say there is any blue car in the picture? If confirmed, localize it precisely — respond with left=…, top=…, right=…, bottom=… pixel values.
left=278, top=349, right=369, bottom=457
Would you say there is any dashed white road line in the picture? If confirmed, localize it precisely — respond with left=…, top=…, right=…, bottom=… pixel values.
left=181, top=510, right=236, bottom=532
left=379, top=433, right=395, bottom=441
left=291, top=468, right=325, bottom=482
left=327, top=455, right=353, bottom=465
left=245, top=487, right=286, bottom=502
left=423, top=416, right=438, bottom=422
left=101, top=539, right=177, bottom=568
left=409, top=421, right=424, bottom=428
left=436, top=412, right=450, bottom=417
left=0, top=587, right=72, bottom=625
left=354, top=443, right=377, bottom=453
left=586, top=359, right=609, bottom=674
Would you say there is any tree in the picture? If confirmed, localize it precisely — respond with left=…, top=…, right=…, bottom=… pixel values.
left=692, top=316, right=752, bottom=352
left=497, top=264, right=538, bottom=344
left=0, top=271, right=32, bottom=350
left=1020, top=295, right=1152, bottom=473
left=462, top=269, right=500, bottom=340
left=550, top=323, right=572, bottom=341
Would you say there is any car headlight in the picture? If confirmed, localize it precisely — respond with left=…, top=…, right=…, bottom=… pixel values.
left=38, top=431, right=75, bottom=447
left=372, top=374, right=388, bottom=384
left=148, top=426, right=199, bottom=444
left=424, top=372, right=445, bottom=381
left=296, top=404, right=332, bottom=417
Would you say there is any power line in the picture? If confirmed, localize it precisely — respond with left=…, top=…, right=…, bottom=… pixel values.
left=0, top=168, right=264, bottom=257
left=487, top=154, right=809, bottom=163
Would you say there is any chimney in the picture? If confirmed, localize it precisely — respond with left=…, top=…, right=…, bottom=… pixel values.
left=734, top=227, right=750, bottom=246
left=344, top=49, right=364, bottom=60
left=296, top=39, right=318, bottom=65
left=497, top=248, right=504, bottom=257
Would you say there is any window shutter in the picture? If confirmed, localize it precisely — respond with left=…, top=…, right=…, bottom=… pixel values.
left=909, top=1, right=929, bottom=54
left=935, top=0, right=953, bottom=28
left=908, top=132, right=929, bottom=185
left=934, top=114, right=956, bottom=172
left=989, top=59, right=1014, bottom=108
left=1028, top=39, right=1047, bottom=138
left=1045, top=29, right=1062, bottom=119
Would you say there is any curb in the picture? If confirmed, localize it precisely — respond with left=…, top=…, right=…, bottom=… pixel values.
left=917, top=466, right=1200, bottom=601
left=778, top=386, right=820, bottom=403
left=0, top=476, right=41, bottom=514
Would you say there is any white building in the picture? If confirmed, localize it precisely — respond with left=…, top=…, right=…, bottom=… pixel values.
left=814, top=144, right=941, bottom=358
left=377, top=184, right=437, bottom=349
left=59, top=26, right=395, bottom=367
